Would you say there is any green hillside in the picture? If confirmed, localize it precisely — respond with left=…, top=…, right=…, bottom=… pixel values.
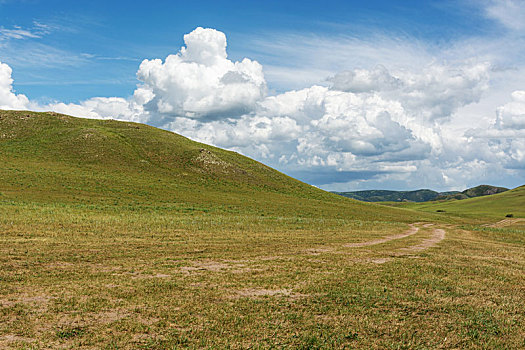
left=435, top=184, right=508, bottom=201
left=0, top=110, right=413, bottom=221
left=392, top=185, right=525, bottom=219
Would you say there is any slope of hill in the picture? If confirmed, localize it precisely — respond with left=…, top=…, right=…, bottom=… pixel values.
left=435, top=184, right=508, bottom=200
left=395, top=185, right=525, bottom=219
left=0, top=110, right=415, bottom=221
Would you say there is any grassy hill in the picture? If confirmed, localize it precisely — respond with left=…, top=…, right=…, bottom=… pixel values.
left=435, top=184, right=508, bottom=201
left=1, top=110, right=524, bottom=349
left=0, top=110, right=413, bottom=221
left=391, top=185, right=525, bottom=219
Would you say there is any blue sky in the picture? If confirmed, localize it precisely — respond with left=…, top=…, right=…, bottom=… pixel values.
left=1, top=0, right=497, bottom=102
left=1, top=0, right=525, bottom=191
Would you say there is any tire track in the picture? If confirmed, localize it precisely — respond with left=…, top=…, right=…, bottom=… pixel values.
left=368, top=228, right=446, bottom=264
left=305, top=223, right=446, bottom=258
left=396, top=228, right=445, bottom=253
left=342, top=224, right=419, bottom=248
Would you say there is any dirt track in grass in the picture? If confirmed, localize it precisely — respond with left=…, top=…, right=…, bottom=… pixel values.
left=397, top=228, right=446, bottom=253
left=343, top=224, right=420, bottom=248
left=306, top=223, right=446, bottom=261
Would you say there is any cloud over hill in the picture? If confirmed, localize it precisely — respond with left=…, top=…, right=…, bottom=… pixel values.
left=1, top=27, right=524, bottom=190
left=0, top=62, right=29, bottom=110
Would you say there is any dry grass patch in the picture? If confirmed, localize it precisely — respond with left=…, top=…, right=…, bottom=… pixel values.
left=0, top=203, right=523, bottom=348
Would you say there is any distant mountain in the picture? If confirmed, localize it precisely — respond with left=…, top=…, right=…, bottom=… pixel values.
left=333, top=185, right=509, bottom=203
left=400, top=185, right=525, bottom=219
left=436, top=185, right=509, bottom=200
left=333, top=189, right=451, bottom=202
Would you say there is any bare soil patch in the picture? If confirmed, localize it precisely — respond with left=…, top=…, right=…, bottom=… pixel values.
left=233, top=288, right=308, bottom=299
left=305, top=247, right=334, bottom=255
left=180, top=260, right=234, bottom=273
left=0, top=335, right=36, bottom=348
left=0, top=294, right=54, bottom=311
left=369, top=257, right=391, bottom=264
left=179, top=260, right=260, bottom=274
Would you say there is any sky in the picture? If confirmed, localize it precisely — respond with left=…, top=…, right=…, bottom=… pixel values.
left=1, top=0, right=525, bottom=191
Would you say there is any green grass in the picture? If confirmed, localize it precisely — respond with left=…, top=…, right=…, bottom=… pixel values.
left=0, top=110, right=421, bottom=222
left=389, top=185, right=525, bottom=220
left=1, top=110, right=524, bottom=349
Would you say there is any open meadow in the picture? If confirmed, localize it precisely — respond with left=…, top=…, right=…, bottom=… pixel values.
left=1, top=111, right=524, bottom=349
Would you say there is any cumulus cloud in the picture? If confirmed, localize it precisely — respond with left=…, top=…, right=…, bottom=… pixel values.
left=467, top=90, right=525, bottom=136
left=170, top=83, right=431, bottom=178
left=221, top=62, right=488, bottom=181
left=330, top=65, right=401, bottom=93
left=464, top=90, right=525, bottom=171
left=275, top=87, right=422, bottom=158
left=47, top=28, right=267, bottom=123
left=330, top=63, right=490, bottom=124
left=168, top=59, right=500, bottom=189
left=0, top=61, right=29, bottom=109
left=495, top=90, right=525, bottom=129
left=136, top=27, right=266, bottom=121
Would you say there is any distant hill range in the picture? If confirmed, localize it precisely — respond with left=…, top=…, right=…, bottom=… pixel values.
left=333, top=185, right=509, bottom=202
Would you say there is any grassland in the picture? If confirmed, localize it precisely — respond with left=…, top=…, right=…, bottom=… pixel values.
left=1, top=111, right=524, bottom=349
left=389, top=185, right=525, bottom=219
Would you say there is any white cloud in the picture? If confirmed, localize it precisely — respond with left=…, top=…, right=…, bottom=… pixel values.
left=155, top=55, right=508, bottom=190
left=495, top=90, right=525, bottom=129
left=246, top=33, right=435, bottom=91
left=0, top=27, right=40, bottom=40
left=48, top=96, right=148, bottom=123
left=136, top=27, right=266, bottom=121
left=0, top=21, right=56, bottom=42
left=166, top=82, right=431, bottom=177
left=0, top=61, right=29, bottom=109
left=484, top=0, right=525, bottom=31
left=1, top=41, right=91, bottom=68
left=464, top=90, right=525, bottom=170
left=330, top=65, right=401, bottom=93
left=330, top=62, right=490, bottom=124
left=467, top=90, right=525, bottom=136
